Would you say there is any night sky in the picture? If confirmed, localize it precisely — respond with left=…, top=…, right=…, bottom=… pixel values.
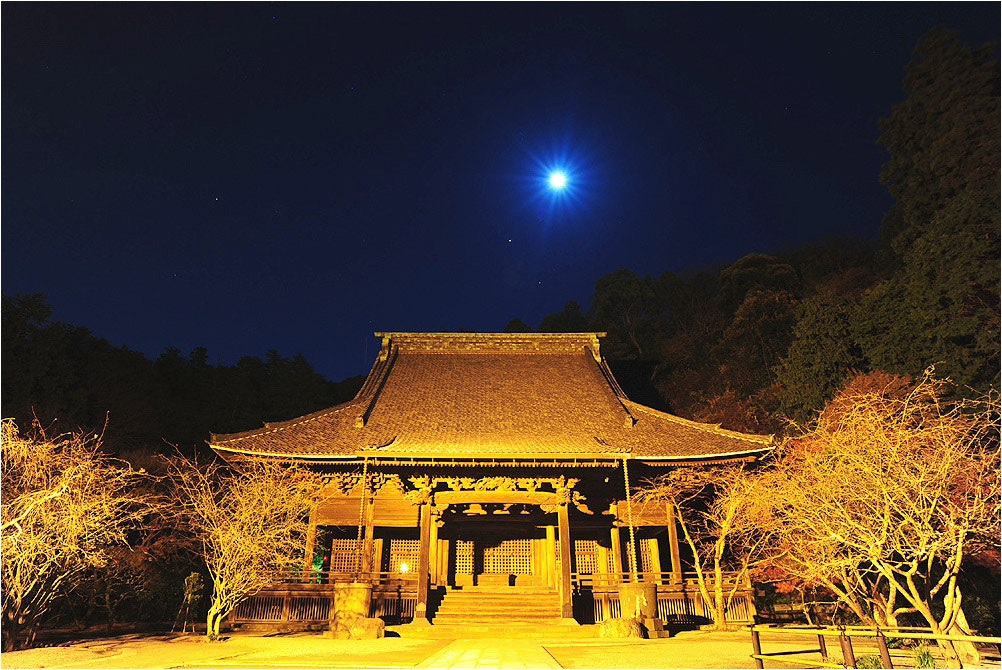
left=3, top=3, right=998, bottom=382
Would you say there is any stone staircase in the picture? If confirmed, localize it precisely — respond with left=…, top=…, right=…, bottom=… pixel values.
left=432, top=585, right=563, bottom=625
left=392, top=585, right=596, bottom=638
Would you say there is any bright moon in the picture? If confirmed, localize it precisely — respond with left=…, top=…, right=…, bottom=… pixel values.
left=549, top=172, right=567, bottom=189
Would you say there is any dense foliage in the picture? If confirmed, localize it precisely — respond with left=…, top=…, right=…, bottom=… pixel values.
left=2, top=293, right=364, bottom=460
left=1, top=420, right=150, bottom=650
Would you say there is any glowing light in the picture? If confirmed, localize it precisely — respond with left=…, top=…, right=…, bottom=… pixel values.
left=399, top=562, right=410, bottom=573
left=549, top=172, right=567, bottom=189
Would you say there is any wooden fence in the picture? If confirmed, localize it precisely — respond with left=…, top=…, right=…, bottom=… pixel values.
left=750, top=624, right=1002, bottom=669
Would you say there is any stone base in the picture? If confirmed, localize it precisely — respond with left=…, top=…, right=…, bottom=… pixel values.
left=402, top=616, right=432, bottom=627
left=325, top=615, right=385, bottom=640
left=598, top=617, right=648, bottom=639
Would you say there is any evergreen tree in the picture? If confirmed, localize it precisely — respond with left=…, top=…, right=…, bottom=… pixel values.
left=776, top=290, right=864, bottom=419
left=859, top=28, right=1000, bottom=390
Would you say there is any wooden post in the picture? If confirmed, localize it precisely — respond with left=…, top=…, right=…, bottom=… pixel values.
left=362, top=490, right=375, bottom=578
left=610, top=527, right=624, bottom=584
left=557, top=502, right=573, bottom=619
left=647, top=537, right=663, bottom=584
left=428, top=512, right=439, bottom=587
left=413, top=501, right=432, bottom=624
left=373, top=538, right=384, bottom=582
left=596, top=543, right=610, bottom=589
left=839, top=630, right=856, bottom=668
left=876, top=629, right=893, bottom=669
left=303, top=509, right=318, bottom=582
left=666, top=503, right=683, bottom=584
left=751, top=626, right=765, bottom=669
left=817, top=632, right=828, bottom=659
left=545, top=525, right=557, bottom=588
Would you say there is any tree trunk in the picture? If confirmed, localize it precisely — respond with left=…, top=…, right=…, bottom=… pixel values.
left=943, top=606, right=980, bottom=667
left=206, top=603, right=222, bottom=640
left=2, top=616, right=19, bottom=652
left=713, top=566, right=727, bottom=630
left=104, top=590, right=115, bottom=632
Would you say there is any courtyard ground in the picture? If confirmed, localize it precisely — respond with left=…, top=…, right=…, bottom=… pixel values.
left=3, top=628, right=999, bottom=669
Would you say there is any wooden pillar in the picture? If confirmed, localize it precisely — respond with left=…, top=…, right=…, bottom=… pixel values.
left=373, top=538, right=384, bottom=581
left=596, top=543, right=610, bottom=589
left=362, top=491, right=375, bottom=577
left=413, top=500, right=432, bottom=624
left=557, top=502, right=573, bottom=619
left=303, top=509, right=318, bottom=581
left=610, top=527, right=624, bottom=584
left=428, top=512, right=439, bottom=587
left=438, top=537, right=448, bottom=585
left=666, top=503, right=683, bottom=585
left=647, top=537, right=663, bottom=585
left=545, top=526, right=556, bottom=588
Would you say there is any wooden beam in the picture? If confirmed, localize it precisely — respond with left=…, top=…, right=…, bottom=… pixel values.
left=434, top=490, right=558, bottom=506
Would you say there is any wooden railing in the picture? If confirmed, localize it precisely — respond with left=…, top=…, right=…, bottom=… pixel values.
left=572, top=571, right=746, bottom=590
left=230, top=571, right=420, bottom=626
left=260, top=570, right=418, bottom=587
left=749, top=624, right=1002, bottom=669
left=259, top=569, right=744, bottom=590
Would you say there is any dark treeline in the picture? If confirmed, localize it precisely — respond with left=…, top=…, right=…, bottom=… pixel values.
left=518, top=27, right=999, bottom=433
left=1, top=296, right=365, bottom=460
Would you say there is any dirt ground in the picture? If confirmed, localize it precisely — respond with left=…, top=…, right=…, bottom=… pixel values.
left=3, top=628, right=998, bottom=669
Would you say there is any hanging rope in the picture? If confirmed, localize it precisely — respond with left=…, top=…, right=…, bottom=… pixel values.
left=354, top=456, right=369, bottom=578
left=622, top=455, right=639, bottom=582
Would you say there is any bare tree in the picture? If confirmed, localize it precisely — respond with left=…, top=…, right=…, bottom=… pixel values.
left=769, top=373, right=1000, bottom=665
left=636, top=463, right=777, bottom=630
left=166, top=456, right=321, bottom=638
left=1, top=419, right=148, bottom=650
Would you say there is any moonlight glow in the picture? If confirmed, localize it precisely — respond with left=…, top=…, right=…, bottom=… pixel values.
left=549, top=172, right=567, bottom=189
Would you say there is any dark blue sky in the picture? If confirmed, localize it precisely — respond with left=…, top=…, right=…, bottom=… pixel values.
left=3, top=3, right=998, bottom=381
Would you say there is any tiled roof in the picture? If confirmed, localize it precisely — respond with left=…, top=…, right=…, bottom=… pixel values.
left=209, top=333, right=772, bottom=461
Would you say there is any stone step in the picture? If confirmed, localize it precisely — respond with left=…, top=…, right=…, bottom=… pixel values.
left=390, top=621, right=597, bottom=639
left=439, top=592, right=559, bottom=600
left=433, top=615, right=562, bottom=624
left=434, top=610, right=563, bottom=618
left=436, top=604, right=565, bottom=612
left=435, top=596, right=560, bottom=608
left=448, top=584, right=561, bottom=588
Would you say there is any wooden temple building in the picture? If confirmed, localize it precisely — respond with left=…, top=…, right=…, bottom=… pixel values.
left=209, top=332, right=772, bottom=633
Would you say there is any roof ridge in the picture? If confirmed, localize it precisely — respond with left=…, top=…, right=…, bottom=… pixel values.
left=375, top=332, right=608, bottom=355
left=622, top=399, right=773, bottom=445
left=354, top=344, right=398, bottom=427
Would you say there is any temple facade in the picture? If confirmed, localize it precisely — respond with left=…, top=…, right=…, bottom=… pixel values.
left=208, top=332, right=772, bottom=633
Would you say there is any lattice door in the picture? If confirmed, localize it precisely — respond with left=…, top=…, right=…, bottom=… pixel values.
left=639, top=540, right=655, bottom=574
left=385, top=539, right=420, bottom=573
left=483, top=539, right=532, bottom=574
left=329, top=538, right=360, bottom=573
left=574, top=539, right=598, bottom=575
left=454, top=540, right=474, bottom=575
